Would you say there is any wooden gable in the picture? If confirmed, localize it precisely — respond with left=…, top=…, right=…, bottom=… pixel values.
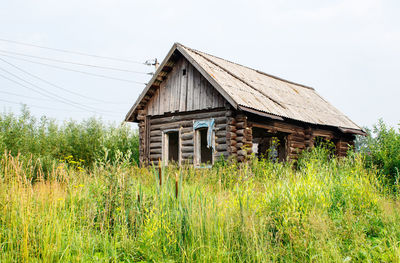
left=145, top=56, right=226, bottom=116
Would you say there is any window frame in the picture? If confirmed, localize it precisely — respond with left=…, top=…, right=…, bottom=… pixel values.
left=194, top=126, right=215, bottom=168
left=162, top=129, right=181, bottom=166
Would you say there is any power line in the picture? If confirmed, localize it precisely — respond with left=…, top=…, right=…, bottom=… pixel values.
left=0, top=89, right=53, bottom=102
left=0, top=98, right=85, bottom=111
left=0, top=68, right=118, bottom=114
left=0, top=38, right=147, bottom=65
left=0, top=98, right=121, bottom=116
left=0, top=53, right=147, bottom=84
left=0, top=57, right=131, bottom=104
left=0, top=49, right=153, bottom=75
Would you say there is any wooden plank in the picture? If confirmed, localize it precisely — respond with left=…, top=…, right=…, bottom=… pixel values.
left=200, top=76, right=206, bottom=109
left=193, top=69, right=200, bottom=109
left=179, top=59, right=188, bottom=112
left=186, top=63, right=194, bottom=111
left=154, top=88, right=160, bottom=115
left=168, top=68, right=175, bottom=112
left=159, top=81, right=165, bottom=114
left=175, top=60, right=181, bottom=111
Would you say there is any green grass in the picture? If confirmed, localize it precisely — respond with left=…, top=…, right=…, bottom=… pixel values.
left=1, top=151, right=400, bottom=262
left=1, top=109, right=399, bottom=262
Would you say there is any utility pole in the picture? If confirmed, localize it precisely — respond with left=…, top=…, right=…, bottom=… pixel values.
left=153, top=58, right=159, bottom=70
left=145, top=58, right=159, bottom=72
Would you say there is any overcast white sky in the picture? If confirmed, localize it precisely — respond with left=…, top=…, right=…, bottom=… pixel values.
left=0, top=0, right=399, bottom=128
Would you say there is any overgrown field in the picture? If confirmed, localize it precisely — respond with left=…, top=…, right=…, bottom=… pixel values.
left=1, top=151, right=400, bottom=262
left=1, top=109, right=400, bottom=262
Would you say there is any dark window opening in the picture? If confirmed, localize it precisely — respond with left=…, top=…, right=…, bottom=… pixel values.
left=195, top=128, right=212, bottom=165
left=182, top=69, right=186, bottom=75
left=252, top=127, right=287, bottom=162
left=167, top=132, right=179, bottom=163
left=314, top=136, right=336, bottom=155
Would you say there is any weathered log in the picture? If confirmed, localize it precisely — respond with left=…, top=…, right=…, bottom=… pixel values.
left=226, top=132, right=237, bottom=140
left=236, top=129, right=245, bottom=136
left=235, top=122, right=246, bottom=129
left=181, top=127, right=192, bottom=134
left=216, top=144, right=228, bottom=152
left=150, top=136, right=162, bottom=143
left=236, top=115, right=246, bottom=122
left=216, top=137, right=226, bottom=144
left=228, top=125, right=237, bottom=133
left=181, top=146, right=193, bottom=153
left=150, top=130, right=161, bottom=137
left=235, top=136, right=244, bottom=142
left=215, top=123, right=227, bottom=131
left=215, top=129, right=227, bottom=138
left=288, top=141, right=306, bottom=149
left=214, top=117, right=227, bottom=125
left=150, top=148, right=162, bottom=154
left=236, top=142, right=244, bottom=149
left=229, top=145, right=237, bottom=153
left=181, top=133, right=193, bottom=141
left=181, top=140, right=194, bottom=146
left=150, top=142, right=162, bottom=149
left=149, top=110, right=226, bottom=125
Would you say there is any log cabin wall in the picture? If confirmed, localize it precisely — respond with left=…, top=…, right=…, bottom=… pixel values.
left=226, top=111, right=253, bottom=162
left=146, top=109, right=229, bottom=166
left=246, top=114, right=354, bottom=161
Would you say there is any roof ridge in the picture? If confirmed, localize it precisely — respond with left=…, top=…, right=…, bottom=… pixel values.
left=178, top=43, right=314, bottom=90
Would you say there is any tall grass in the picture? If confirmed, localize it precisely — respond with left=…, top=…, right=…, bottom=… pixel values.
left=1, top=109, right=400, bottom=261
left=1, top=150, right=399, bottom=262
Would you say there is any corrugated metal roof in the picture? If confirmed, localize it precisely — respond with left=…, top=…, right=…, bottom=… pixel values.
left=178, top=44, right=361, bottom=131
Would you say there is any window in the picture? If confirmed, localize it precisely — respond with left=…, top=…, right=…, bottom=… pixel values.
left=195, top=128, right=213, bottom=165
left=163, top=131, right=180, bottom=165
left=193, top=119, right=215, bottom=167
left=252, top=127, right=287, bottom=162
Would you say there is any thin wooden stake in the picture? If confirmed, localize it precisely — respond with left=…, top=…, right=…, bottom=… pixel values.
left=158, top=160, right=162, bottom=186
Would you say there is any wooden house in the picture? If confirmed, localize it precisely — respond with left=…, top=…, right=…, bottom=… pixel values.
left=125, top=43, right=365, bottom=166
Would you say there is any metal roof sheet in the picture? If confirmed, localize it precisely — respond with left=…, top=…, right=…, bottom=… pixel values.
left=178, top=44, right=361, bottom=130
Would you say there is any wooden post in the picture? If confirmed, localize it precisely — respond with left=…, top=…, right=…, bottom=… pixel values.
left=175, top=173, right=179, bottom=199
left=158, top=160, right=162, bottom=186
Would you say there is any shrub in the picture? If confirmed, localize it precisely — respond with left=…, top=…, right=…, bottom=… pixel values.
left=0, top=107, right=139, bottom=175
left=358, top=120, right=400, bottom=190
